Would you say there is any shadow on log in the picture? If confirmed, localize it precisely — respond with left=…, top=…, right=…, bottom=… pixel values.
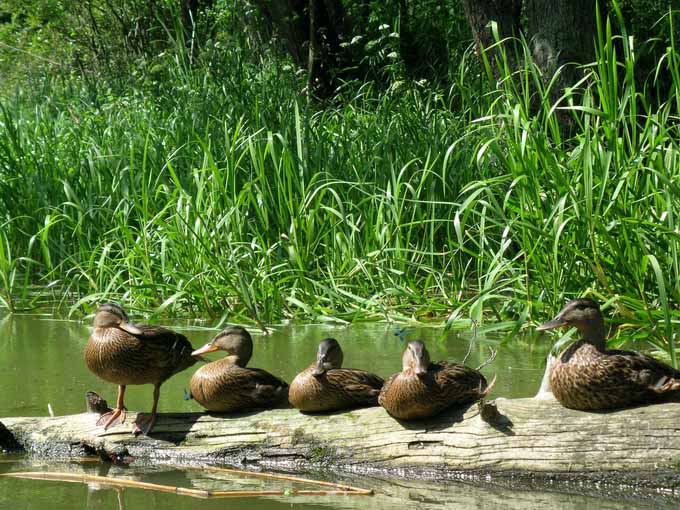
left=3, top=396, right=680, bottom=493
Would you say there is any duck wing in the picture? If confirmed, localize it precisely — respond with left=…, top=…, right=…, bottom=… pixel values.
left=327, top=369, right=384, bottom=405
left=603, top=348, right=680, bottom=395
left=215, top=367, right=288, bottom=408
left=247, top=368, right=289, bottom=405
left=434, top=361, right=489, bottom=401
left=132, top=325, right=196, bottom=378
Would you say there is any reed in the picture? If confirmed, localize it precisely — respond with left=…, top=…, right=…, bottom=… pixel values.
left=0, top=7, right=678, bottom=362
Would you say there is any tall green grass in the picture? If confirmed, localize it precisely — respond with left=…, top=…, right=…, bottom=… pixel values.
left=0, top=9, right=678, bottom=361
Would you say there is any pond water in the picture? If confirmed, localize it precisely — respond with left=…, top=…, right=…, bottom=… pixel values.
left=0, top=312, right=673, bottom=509
left=0, top=313, right=548, bottom=417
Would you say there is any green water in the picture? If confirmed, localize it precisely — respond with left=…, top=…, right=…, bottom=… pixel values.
left=0, top=314, right=547, bottom=416
left=0, top=313, right=672, bottom=509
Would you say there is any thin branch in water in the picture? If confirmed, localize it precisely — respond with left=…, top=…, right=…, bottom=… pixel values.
left=476, top=347, right=497, bottom=371
left=166, top=463, right=373, bottom=494
left=462, top=318, right=478, bottom=365
left=1, top=469, right=373, bottom=498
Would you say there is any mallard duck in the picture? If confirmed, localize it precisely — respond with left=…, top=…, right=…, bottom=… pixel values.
left=189, top=326, right=288, bottom=412
left=379, top=340, right=490, bottom=420
left=288, top=338, right=384, bottom=413
left=537, top=298, right=680, bottom=410
left=83, top=303, right=196, bottom=435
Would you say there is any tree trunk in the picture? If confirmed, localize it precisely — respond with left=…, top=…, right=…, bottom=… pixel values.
left=253, top=0, right=349, bottom=99
left=306, top=0, right=349, bottom=98
left=462, top=0, right=522, bottom=74
left=399, top=0, right=416, bottom=75
left=181, top=0, right=200, bottom=30
left=525, top=0, right=597, bottom=86
left=252, top=0, right=309, bottom=67
left=3, top=397, right=680, bottom=492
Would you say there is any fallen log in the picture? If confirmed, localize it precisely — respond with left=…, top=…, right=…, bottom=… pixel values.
left=2, top=396, right=680, bottom=491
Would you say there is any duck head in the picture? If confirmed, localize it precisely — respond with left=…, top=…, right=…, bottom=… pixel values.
left=312, top=338, right=344, bottom=376
left=537, top=298, right=606, bottom=348
left=93, top=303, right=143, bottom=335
left=403, top=340, right=431, bottom=377
left=192, top=326, right=253, bottom=367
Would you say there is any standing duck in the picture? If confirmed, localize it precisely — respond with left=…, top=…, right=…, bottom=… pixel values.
left=83, top=303, right=196, bottom=435
left=379, top=340, right=491, bottom=420
left=189, top=326, right=288, bottom=412
left=288, top=338, right=384, bottom=413
left=537, top=298, right=680, bottom=410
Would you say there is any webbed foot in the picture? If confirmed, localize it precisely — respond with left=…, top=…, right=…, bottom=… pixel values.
left=97, top=407, right=127, bottom=429
left=132, top=413, right=157, bottom=437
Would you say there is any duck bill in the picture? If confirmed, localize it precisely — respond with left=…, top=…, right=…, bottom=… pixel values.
left=191, top=342, right=218, bottom=356
left=536, top=317, right=567, bottom=331
left=119, top=321, right=143, bottom=335
left=414, top=359, right=428, bottom=377
left=312, top=358, right=328, bottom=376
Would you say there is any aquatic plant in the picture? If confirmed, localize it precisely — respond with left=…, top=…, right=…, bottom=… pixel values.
left=0, top=8, right=678, bottom=363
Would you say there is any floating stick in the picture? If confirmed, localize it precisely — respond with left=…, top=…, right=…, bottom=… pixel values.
left=1, top=470, right=373, bottom=498
left=167, top=463, right=373, bottom=494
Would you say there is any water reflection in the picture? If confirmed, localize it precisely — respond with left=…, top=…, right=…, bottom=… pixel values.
left=0, top=459, right=673, bottom=510
left=0, top=313, right=551, bottom=418
left=4, top=313, right=622, bottom=510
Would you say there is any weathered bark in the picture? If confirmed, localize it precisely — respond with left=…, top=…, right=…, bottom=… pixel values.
left=462, top=0, right=522, bottom=73
left=3, top=397, right=680, bottom=490
left=524, top=0, right=598, bottom=131
left=525, top=0, right=596, bottom=80
left=462, top=0, right=597, bottom=84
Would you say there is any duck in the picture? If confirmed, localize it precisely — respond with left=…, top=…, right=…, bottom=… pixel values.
left=189, top=326, right=288, bottom=412
left=83, top=303, right=196, bottom=435
left=379, top=340, right=491, bottom=420
left=288, top=338, right=384, bottom=412
left=537, top=298, right=680, bottom=410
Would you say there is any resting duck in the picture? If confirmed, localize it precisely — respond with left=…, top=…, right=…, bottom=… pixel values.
left=189, top=326, right=288, bottom=412
left=83, top=303, right=196, bottom=435
left=288, top=338, right=384, bottom=412
left=537, top=298, right=680, bottom=410
left=379, top=340, right=491, bottom=420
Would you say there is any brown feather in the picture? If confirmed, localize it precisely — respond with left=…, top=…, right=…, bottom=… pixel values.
left=189, top=357, right=288, bottom=413
left=551, top=340, right=680, bottom=410
left=288, top=365, right=384, bottom=412
left=188, top=327, right=288, bottom=413
left=379, top=361, right=489, bottom=420
left=84, top=323, right=195, bottom=386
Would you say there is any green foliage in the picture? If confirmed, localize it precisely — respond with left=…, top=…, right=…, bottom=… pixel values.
left=0, top=1, right=679, bottom=364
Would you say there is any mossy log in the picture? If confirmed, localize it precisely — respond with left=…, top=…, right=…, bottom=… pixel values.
left=2, top=396, right=680, bottom=490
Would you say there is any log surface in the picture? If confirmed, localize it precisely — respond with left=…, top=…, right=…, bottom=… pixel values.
left=2, top=396, right=680, bottom=489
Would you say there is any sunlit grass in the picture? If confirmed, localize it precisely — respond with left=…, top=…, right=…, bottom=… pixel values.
left=0, top=9, right=678, bottom=363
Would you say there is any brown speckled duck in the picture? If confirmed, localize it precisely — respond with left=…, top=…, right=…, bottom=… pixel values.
left=379, top=340, right=490, bottom=420
left=537, top=298, right=680, bottom=410
left=189, top=326, right=288, bottom=413
left=288, top=338, right=384, bottom=412
left=83, top=303, right=196, bottom=435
